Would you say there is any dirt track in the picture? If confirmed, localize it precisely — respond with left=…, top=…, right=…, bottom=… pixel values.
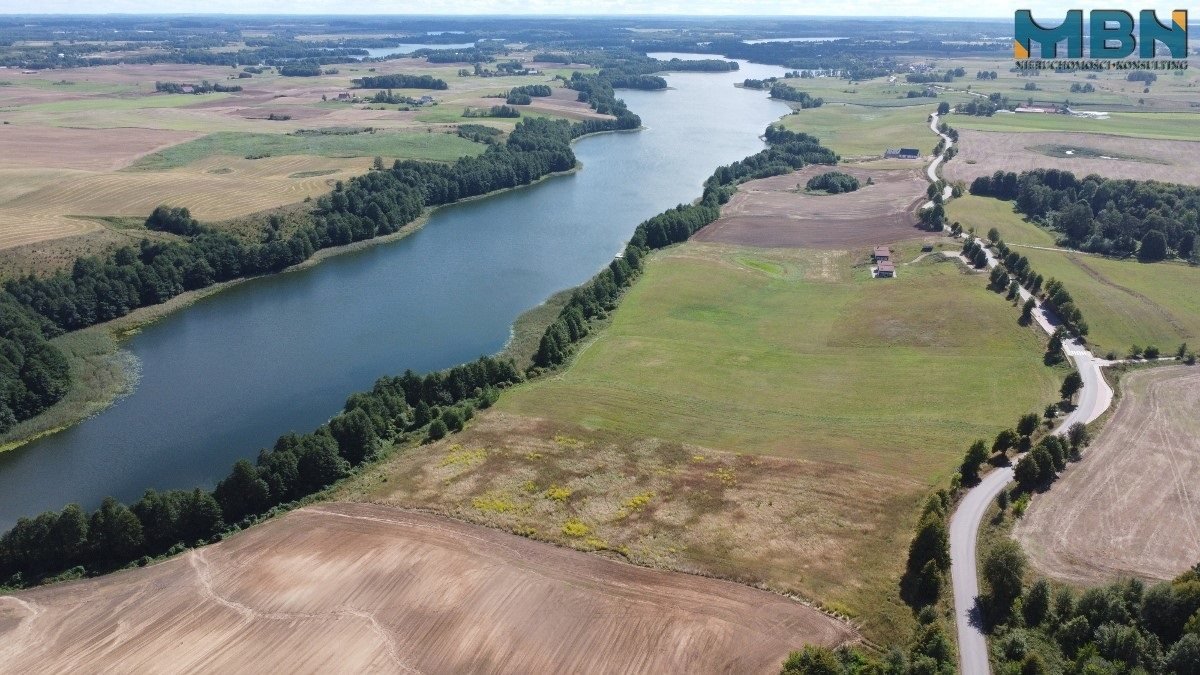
left=1014, top=366, right=1200, bottom=585
left=0, top=502, right=854, bottom=673
left=693, top=165, right=927, bottom=249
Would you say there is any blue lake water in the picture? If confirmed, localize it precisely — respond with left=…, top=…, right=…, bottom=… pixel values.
left=0, top=58, right=790, bottom=528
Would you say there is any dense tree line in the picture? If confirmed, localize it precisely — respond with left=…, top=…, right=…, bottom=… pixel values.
left=507, top=84, right=552, bottom=102
left=508, top=84, right=552, bottom=97
left=456, top=123, right=503, bottom=144
left=154, top=80, right=242, bottom=94
left=0, top=293, right=70, bottom=434
left=987, top=235, right=1089, bottom=339
left=906, top=67, right=965, bottom=83
left=970, top=169, right=1200, bottom=262
left=957, top=96, right=1003, bottom=116
left=604, top=73, right=668, bottom=90
left=463, top=105, right=521, bottom=118
left=278, top=64, right=323, bottom=77
left=0, top=353, right=520, bottom=585
left=532, top=125, right=835, bottom=371
left=351, top=74, right=449, bottom=90
left=979, top=542, right=1200, bottom=674
left=769, top=84, right=824, bottom=107
left=806, top=171, right=860, bottom=194
left=413, top=48, right=496, bottom=64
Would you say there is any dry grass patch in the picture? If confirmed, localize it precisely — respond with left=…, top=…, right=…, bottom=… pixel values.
left=342, top=412, right=917, bottom=641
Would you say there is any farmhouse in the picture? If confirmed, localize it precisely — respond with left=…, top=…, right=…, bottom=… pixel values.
left=876, top=261, right=896, bottom=278
left=884, top=147, right=920, bottom=159
left=336, top=92, right=351, bottom=100
left=873, top=245, right=891, bottom=262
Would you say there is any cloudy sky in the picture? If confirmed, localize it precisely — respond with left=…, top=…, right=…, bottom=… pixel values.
left=0, top=0, right=1183, bottom=18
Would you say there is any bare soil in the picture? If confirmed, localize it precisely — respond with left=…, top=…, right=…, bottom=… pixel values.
left=944, top=130, right=1200, bottom=187
left=0, top=502, right=854, bottom=673
left=1015, top=366, right=1200, bottom=585
left=693, top=165, right=928, bottom=249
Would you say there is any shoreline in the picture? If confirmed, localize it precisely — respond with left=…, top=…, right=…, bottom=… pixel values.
left=0, top=161, right=586, bottom=455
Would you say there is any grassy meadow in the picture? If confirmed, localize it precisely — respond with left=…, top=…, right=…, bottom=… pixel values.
left=779, top=103, right=935, bottom=159
left=353, top=240, right=1064, bottom=644
left=500, top=242, right=1060, bottom=477
left=129, top=129, right=484, bottom=171
left=947, top=196, right=1200, bottom=353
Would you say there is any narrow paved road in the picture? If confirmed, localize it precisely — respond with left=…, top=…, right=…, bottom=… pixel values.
left=919, top=112, right=1114, bottom=674
left=946, top=238, right=1112, bottom=675
left=922, top=113, right=953, bottom=208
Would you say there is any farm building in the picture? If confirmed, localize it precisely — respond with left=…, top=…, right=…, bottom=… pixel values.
left=876, top=261, right=896, bottom=278
left=884, top=148, right=920, bottom=159
left=873, top=245, right=892, bottom=262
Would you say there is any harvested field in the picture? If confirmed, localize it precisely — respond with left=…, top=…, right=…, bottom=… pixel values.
left=944, top=130, right=1200, bottom=187
left=0, top=155, right=372, bottom=252
left=0, top=125, right=199, bottom=171
left=0, top=502, right=855, bottom=673
left=693, top=165, right=927, bottom=248
left=1015, top=366, right=1200, bottom=585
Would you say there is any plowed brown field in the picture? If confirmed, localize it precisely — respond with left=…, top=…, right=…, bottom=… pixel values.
left=1015, top=366, right=1200, bottom=585
left=693, top=165, right=927, bottom=249
left=0, top=502, right=855, bottom=673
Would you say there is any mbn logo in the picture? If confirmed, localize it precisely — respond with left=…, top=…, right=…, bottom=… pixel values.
left=1014, top=9, right=1188, bottom=59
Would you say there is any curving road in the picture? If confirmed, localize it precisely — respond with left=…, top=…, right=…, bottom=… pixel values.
left=923, top=113, right=953, bottom=207
left=919, top=111, right=1114, bottom=674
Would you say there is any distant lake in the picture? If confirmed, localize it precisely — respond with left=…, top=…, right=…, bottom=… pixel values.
left=743, top=37, right=845, bottom=44
left=357, top=42, right=476, bottom=59
left=0, top=57, right=791, bottom=529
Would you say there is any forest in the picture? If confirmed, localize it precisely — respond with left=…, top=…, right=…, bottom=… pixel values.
left=806, top=171, right=860, bottom=194
left=153, top=80, right=242, bottom=94
left=969, top=169, right=1200, bottom=261
left=351, top=74, right=449, bottom=90
left=0, top=293, right=70, bottom=434
left=768, top=84, right=824, bottom=107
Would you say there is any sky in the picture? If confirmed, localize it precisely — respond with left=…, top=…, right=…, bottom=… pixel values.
left=0, top=1, right=1183, bottom=19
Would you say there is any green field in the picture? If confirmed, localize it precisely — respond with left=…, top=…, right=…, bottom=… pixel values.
left=779, top=102, right=935, bottom=159
left=947, top=196, right=1200, bottom=353
left=940, top=56, right=1200, bottom=111
left=9, top=92, right=233, bottom=114
left=945, top=196, right=1058, bottom=247
left=501, top=242, right=1059, bottom=477
left=128, top=130, right=485, bottom=171
left=949, top=111, right=1200, bottom=142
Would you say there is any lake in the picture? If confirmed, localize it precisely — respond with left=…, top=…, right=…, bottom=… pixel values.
left=0, top=57, right=790, bottom=529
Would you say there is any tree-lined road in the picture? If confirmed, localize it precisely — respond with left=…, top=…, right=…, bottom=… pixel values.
left=921, top=112, right=1115, bottom=674
left=946, top=238, right=1113, bottom=675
